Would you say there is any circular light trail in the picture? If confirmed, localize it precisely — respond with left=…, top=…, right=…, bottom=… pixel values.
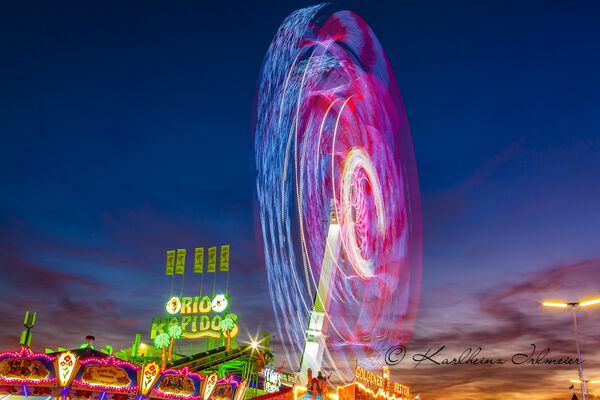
left=339, top=147, right=385, bottom=279
left=255, top=4, right=422, bottom=381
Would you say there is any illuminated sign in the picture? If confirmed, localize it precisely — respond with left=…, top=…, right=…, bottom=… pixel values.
left=392, top=382, right=410, bottom=398
left=164, top=295, right=229, bottom=315
left=151, top=367, right=203, bottom=400
left=72, top=356, right=139, bottom=393
left=0, top=358, right=50, bottom=381
left=139, top=362, right=160, bottom=396
left=158, top=374, right=195, bottom=396
left=56, top=351, right=79, bottom=386
left=353, top=366, right=410, bottom=399
left=81, top=365, right=131, bottom=387
left=0, top=347, right=249, bottom=400
left=211, top=295, right=228, bottom=312
left=355, top=366, right=384, bottom=389
left=212, top=382, right=234, bottom=400
left=263, top=368, right=281, bottom=393
left=152, top=295, right=238, bottom=339
left=202, top=372, right=218, bottom=400
left=166, top=297, right=182, bottom=314
left=151, top=314, right=238, bottom=339
left=0, top=348, right=57, bottom=388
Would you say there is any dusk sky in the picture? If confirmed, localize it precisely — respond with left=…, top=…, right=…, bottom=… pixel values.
left=1, top=1, right=600, bottom=399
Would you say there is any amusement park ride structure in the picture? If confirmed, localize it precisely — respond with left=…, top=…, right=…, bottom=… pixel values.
left=0, top=4, right=422, bottom=399
left=299, top=201, right=340, bottom=382
left=256, top=2, right=422, bottom=386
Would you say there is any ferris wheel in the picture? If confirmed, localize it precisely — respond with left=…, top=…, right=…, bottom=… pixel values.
left=255, top=4, right=422, bottom=382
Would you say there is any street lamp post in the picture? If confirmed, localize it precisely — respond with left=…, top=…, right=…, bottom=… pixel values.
left=543, top=297, right=600, bottom=400
left=571, top=379, right=600, bottom=397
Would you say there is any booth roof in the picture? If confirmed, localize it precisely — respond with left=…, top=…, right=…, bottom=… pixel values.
left=49, top=347, right=110, bottom=359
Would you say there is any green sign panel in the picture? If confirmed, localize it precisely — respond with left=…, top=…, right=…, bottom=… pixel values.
left=151, top=294, right=238, bottom=340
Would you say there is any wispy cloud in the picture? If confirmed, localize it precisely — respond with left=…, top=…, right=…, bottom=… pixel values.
left=394, top=259, right=600, bottom=399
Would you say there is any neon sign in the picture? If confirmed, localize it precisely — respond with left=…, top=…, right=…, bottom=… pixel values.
left=151, top=295, right=238, bottom=339
left=165, top=295, right=229, bottom=315
left=166, top=297, right=182, bottom=315
left=354, top=366, right=384, bottom=389
left=151, top=315, right=238, bottom=339
left=353, top=366, right=410, bottom=399
left=211, top=295, right=228, bottom=313
left=263, top=368, right=281, bottom=393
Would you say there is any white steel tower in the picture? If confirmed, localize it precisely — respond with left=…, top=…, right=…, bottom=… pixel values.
left=299, top=200, right=342, bottom=381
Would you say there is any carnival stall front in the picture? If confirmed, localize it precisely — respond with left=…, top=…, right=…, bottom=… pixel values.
left=290, top=366, right=412, bottom=400
left=0, top=347, right=248, bottom=400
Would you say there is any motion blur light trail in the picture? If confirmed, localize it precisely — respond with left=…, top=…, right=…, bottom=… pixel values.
left=255, top=4, right=422, bottom=381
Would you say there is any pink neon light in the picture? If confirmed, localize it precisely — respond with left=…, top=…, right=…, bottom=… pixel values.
left=216, top=376, right=240, bottom=387
left=151, top=388, right=202, bottom=400
left=0, top=347, right=57, bottom=385
left=159, top=367, right=203, bottom=380
left=0, top=376, right=57, bottom=385
left=78, top=355, right=140, bottom=370
left=73, top=355, right=139, bottom=392
left=149, top=369, right=237, bottom=400
left=0, top=347, right=56, bottom=362
left=72, top=380, right=139, bottom=393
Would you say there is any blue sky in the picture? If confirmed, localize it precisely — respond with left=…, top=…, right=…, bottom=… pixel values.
left=1, top=1, right=600, bottom=399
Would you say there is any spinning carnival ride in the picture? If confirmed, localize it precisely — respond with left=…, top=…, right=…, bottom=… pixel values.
left=255, top=5, right=422, bottom=382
